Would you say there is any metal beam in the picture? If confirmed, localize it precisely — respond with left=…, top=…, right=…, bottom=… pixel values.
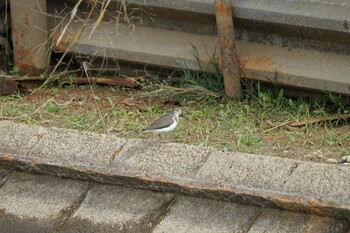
left=215, top=0, right=241, bottom=99
left=10, top=0, right=49, bottom=75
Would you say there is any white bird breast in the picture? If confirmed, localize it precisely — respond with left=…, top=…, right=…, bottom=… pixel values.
left=151, top=117, right=178, bottom=133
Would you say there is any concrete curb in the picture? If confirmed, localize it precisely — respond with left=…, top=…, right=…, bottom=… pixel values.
left=0, top=121, right=349, bottom=220
left=1, top=170, right=348, bottom=232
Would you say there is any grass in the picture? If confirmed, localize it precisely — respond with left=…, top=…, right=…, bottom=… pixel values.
left=0, top=79, right=349, bottom=163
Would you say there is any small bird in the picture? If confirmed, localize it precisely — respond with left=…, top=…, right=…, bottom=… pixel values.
left=140, top=109, right=182, bottom=134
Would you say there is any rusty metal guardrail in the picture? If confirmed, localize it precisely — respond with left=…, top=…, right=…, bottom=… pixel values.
left=8, top=0, right=350, bottom=96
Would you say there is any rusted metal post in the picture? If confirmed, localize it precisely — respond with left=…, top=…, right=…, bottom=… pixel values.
left=10, top=0, right=49, bottom=75
left=215, top=0, right=241, bottom=99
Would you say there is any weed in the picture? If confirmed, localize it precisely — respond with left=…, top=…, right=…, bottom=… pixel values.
left=45, top=104, right=61, bottom=113
left=9, top=66, right=20, bottom=75
left=237, top=133, right=262, bottom=147
left=63, top=112, right=103, bottom=132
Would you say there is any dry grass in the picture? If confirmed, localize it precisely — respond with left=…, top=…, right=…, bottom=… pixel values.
left=35, top=0, right=136, bottom=90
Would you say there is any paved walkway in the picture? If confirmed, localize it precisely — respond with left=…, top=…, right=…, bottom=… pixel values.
left=0, top=121, right=349, bottom=232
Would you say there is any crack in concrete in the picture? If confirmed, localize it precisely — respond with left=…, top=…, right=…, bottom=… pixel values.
left=243, top=209, right=263, bottom=233
left=282, top=161, right=301, bottom=187
left=0, top=169, right=12, bottom=189
left=54, top=182, right=93, bottom=231
left=148, top=195, right=177, bottom=233
left=192, top=148, right=214, bottom=178
left=25, top=133, right=45, bottom=156
left=109, top=143, right=126, bottom=165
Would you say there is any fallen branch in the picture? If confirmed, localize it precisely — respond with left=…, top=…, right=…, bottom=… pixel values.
left=263, top=121, right=294, bottom=133
left=4, top=75, right=142, bottom=89
left=0, top=74, right=16, bottom=79
left=264, top=113, right=350, bottom=133
left=138, top=84, right=221, bottom=98
left=33, top=98, right=75, bottom=114
left=0, top=116, right=23, bottom=120
left=59, top=76, right=142, bottom=88
left=288, top=114, right=350, bottom=127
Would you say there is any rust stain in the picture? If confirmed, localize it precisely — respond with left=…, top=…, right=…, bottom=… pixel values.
left=15, top=46, right=34, bottom=73
left=0, top=156, right=15, bottom=162
left=307, top=199, right=336, bottom=216
left=217, top=54, right=245, bottom=72
left=24, top=15, right=29, bottom=26
left=14, top=45, right=44, bottom=74
left=240, top=55, right=272, bottom=71
left=215, top=2, right=231, bottom=17
left=51, top=33, right=70, bottom=52
left=270, top=194, right=342, bottom=218
left=10, top=8, right=49, bottom=75
left=275, top=197, right=304, bottom=211
left=55, top=41, right=69, bottom=52
left=16, top=44, right=32, bottom=58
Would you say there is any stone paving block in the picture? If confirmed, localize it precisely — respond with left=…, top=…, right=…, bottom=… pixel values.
left=0, top=121, right=46, bottom=156
left=61, top=184, right=174, bottom=233
left=112, top=140, right=212, bottom=179
left=248, top=208, right=349, bottom=233
left=0, top=172, right=90, bottom=233
left=282, top=162, right=350, bottom=204
left=153, top=195, right=261, bottom=233
left=195, top=151, right=299, bottom=190
left=29, top=127, right=128, bottom=167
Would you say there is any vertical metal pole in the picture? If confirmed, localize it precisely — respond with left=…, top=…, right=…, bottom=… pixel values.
left=10, top=0, right=49, bottom=75
left=215, top=0, right=241, bottom=99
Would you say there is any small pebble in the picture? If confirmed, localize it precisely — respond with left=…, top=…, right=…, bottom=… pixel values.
left=341, top=156, right=350, bottom=163
left=326, top=158, right=338, bottom=163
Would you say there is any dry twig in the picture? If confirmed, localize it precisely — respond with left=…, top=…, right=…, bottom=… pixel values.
left=264, top=114, right=350, bottom=133
left=287, top=114, right=350, bottom=127
left=137, top=84, right=221, bottom=98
